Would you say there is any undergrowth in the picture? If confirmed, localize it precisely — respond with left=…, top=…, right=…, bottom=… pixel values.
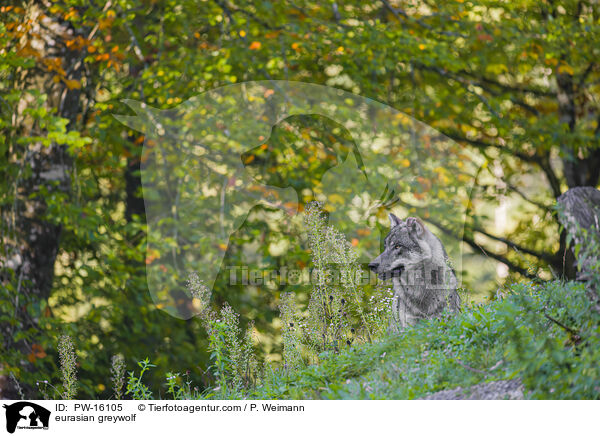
left=32, top=204, right=600, bottom=400
left=230, top=279, right=600, bottom=399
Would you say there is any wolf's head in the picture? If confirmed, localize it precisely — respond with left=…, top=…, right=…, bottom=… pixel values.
left=368, top=214, right=430, bottom=279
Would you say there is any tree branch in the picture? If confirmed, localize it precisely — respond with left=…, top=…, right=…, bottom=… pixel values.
left=538, top=154, right=563, bottom=199
left=380, top=0, right=467, bottom=38
left=504, top=182, right=553, bottom=212
left=440, top=130, right=564, bottom=199
left=468, top=223, right=555, bottom=263
left=394, top=199, right=540, bottom=278
left=459, top=70, right=556, bottom=98
left=214, top=0, right=283, bottom=30
left=447, top=224, right=539, bottom=279
left=544, top=311, right=581, bottom=340
left=441, top=130, right=537, bottom=163
left=420, top=64, right=539, bottom=116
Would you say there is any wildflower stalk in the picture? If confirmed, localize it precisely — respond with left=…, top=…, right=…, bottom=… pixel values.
left=110, top=354, right=126, bottom=400
left=279, top=292, right=303, bottom=371
left=58, top=335, right=77, bottom=400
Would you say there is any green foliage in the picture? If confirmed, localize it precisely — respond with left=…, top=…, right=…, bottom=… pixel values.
left=36, top=197, right=600, bottom=400
left=35, top=275, right=600, bottom=399
left=125, top=358, right=155, bottom=400
left=198, top=301, right=259, bottom=398
left=302, top=202, right=391, bottom=354
left=303, top=202, right=355, bottom=352
left=164, top=371, right=203, bottom=400
left=229, top=278, right=600, bottom=399
left=361, top=283, right=395, bottom=339
left=2, top=0, right=600, bottom=400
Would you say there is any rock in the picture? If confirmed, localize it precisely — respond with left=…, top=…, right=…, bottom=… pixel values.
left=420, top=379, right=524, bottom=400
left=558, top=187, right=600, bottom=234
left=557, top=186, right=600, bottom=282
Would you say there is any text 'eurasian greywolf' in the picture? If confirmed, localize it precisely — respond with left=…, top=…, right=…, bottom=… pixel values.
left=368, top=214, right=460, bottom=327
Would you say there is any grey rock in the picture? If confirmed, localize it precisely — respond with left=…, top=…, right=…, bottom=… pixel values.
left=557, top=186, right=600, bottom=282
left=420, top=379, right=524, bottom=400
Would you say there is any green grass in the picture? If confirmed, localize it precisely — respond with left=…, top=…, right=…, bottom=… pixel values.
left=47, top=278, right=599, bottom=400
left=223, top=279, right=599, bottom=400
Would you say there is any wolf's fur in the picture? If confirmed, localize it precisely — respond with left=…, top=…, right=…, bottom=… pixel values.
left=369, top=214, right=460, bottom=328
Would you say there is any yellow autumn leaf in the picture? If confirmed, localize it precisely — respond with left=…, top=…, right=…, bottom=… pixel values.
left=98, top=18, right=113, bottom=30
left=64, top=79, right=81, bottom=90
left=557, top=63, right=574, bottom=75
left=264, top=31, right=281, bottom=39
left=17, top=43, right=40, bottom=58
left=249, top=41, right=261, bottom=50
left=328, top=193, right=344, bottom=204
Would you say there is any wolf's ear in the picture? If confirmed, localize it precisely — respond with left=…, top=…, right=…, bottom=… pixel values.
left=388, top=213, right=402, bottom=228
left=406, top=217, right=425, bottom=237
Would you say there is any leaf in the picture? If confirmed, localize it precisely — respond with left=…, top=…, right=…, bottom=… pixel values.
left=328, top=193, right=344, bottom=204
left=557, top=63, right=574, bottom=75
left=64, top=79, right=81, bottom=90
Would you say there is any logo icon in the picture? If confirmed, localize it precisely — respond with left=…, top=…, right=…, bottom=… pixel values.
left=2, top=402, right=50, bottom=434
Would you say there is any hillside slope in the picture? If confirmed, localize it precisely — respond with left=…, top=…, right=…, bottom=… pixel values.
left=237, top=280, right=599, bottom=400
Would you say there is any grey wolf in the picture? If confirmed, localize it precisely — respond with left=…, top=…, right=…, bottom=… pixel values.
left=368, top=214, right=460, bottom=327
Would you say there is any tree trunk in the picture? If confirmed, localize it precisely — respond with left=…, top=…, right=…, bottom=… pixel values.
left=0, top=18, right=86, bottom=400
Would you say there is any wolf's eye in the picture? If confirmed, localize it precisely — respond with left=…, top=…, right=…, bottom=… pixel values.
left=394, top=244, right=402, bottom=250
